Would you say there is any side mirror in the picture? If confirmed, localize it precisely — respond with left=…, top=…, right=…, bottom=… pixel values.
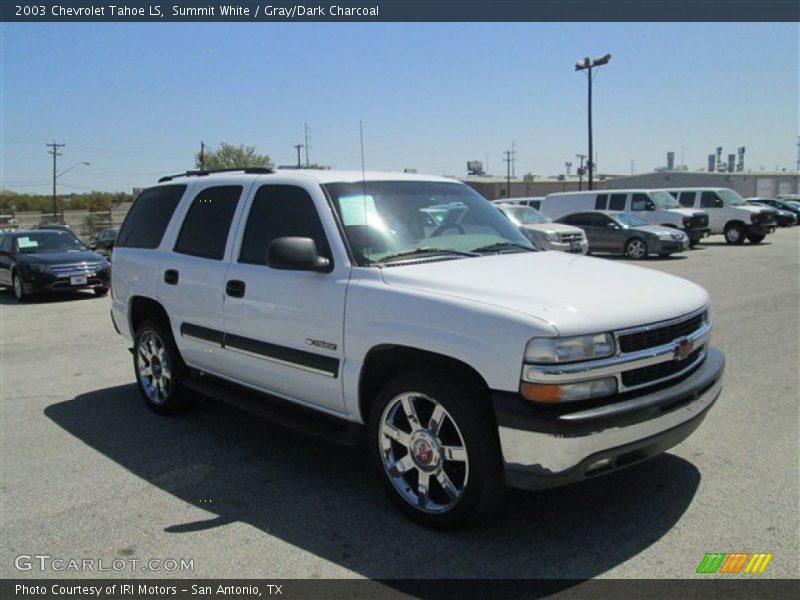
left=89, top=243, right=97, bottom=251
left=646, top=201, right=655, bottom=211
left=266, top=237, right=331, bottom=272
left=608, top=222, right=620, bottom=230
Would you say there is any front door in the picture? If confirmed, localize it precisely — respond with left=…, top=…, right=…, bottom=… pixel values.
left=222, top=183, right=348, bottom=413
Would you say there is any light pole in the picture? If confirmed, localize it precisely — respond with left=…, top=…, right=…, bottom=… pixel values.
left=575, top=54, right=611, bottom=191
left=54, top=162, right=90, bottom=218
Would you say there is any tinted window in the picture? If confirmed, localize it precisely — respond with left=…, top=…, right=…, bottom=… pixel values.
left=174, top=186, right=242, bottom=260
left=117, top=185, right=186, bottom=249
left=590, top=214, right=610, bottom=227
left=679, top=192, right=695, bottom=207
left=239, top=185, right=331, bottom=266
left=564, top=213, right=592, bottom=227
left=594, top=194, right=608, bottom=210
left=0, top=235, right=11, bottom=252
left=631, top=194, right=650, bottom=211
left=701, top=192, right=723, bottom=208
left=609, top=194, right=627, bottom=211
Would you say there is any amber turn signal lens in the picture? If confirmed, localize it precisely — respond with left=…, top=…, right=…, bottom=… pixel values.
left=520, top=382, right=562, bottom=403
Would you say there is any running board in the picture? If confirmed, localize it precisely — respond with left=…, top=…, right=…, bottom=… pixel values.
left=182, top=374, right=364, bottom=447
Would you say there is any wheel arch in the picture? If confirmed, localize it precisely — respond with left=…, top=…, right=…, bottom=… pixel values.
left=128, top=295, right=171, bottom=338
left=358, top=344, right=490, bottom=424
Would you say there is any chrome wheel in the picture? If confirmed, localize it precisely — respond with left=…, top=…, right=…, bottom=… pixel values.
left=13, top=274, right=23, bottom=300
left=136, top=331, right=172, bottom=405
left=379, top=392, right=469, bottom=514
left=625, top=238, right=647, bottom=259
left=725, top=225, right=742, bottom=243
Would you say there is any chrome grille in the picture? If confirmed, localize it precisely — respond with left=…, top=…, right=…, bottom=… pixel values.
left=559, top=232, right=584, bottom=243
left=691, top=214, right=709, bottom=228
left=617, top=311, right=706, bottom=354
left=48, top=262, right=102, bottom=277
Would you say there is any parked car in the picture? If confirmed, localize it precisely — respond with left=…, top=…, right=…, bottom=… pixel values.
left=746, top=200, right=796, bottom=227
left=0, top=230, right=110, bottom=301
left=89, top=227, right=119, bottom=256
left=556, top=211, right=689, bottom=259
left=541, top=190, right=710, bottom=247
left=111, top=169, right=724, bottom=528
left=496, top=203, right=588, bottom=254
left=746, top=197, right=800, bottom=221
left=663, top=188, right=777, bottom=244
left=493, top=197, right=544, bottom=210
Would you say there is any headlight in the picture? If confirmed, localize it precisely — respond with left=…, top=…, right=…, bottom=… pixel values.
left=544, top=231, right=558, bottom=242
left=28, top=263, right=50, bottom=273
left=96, top=259, right=109, bottom=271
left=658, top=233, right=674, bottom=240
left=525, top=333, right=615, bottom=364
left=750, top=213, right=760, bottom=223
left=520, top=377, right=618, bottom=403
left=682, top=217, right=692, bottom=227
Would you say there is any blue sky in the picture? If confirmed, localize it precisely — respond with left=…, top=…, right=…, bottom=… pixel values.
left=1, top=22, right=797, bottom=193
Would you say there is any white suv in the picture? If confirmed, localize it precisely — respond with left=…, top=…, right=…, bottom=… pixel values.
left=111, top=169, right=725, bottom=528
left=495, top=203, right=588, bottom=254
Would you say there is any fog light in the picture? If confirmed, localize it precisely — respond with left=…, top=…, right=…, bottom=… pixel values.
left=520, top=377, right=617, bottom=403
left=587, top=457, right=613, bottom=472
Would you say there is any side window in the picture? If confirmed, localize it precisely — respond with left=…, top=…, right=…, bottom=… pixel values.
left=117, top=185, right=186, bottom=249
left=679, top=192, right=695, bottom=207
left=609, top=194, right=627, bottom=211
left=668, top=191, right=678, bottom=198
left=174, top=186, right=242, bottom=260
left=590, top=214, right=609, bottom=228
left=239, top=185, right=331, bottom=266
left=700, top=192, right=723, bottom=208
left=631, top=194, right=650, bottom=211
left=594, top=194, right=608, bottom=210
left=0, top=235, right=11, bottom=252
left=566, top=214, right=590, bottom=227
left=530, top=200, right=541, bottom=210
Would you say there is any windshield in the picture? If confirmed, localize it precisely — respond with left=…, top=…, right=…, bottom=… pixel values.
left=651, top=191, right=681, bottom=209
left=615, top=213, right=649, bottom=227
left=14, top=231, right=88, bottom=254
left=500, top=205, right=551, bottom=225
left=719, top=189, right=747, bottom=206
left=324, top=181, right=533, bottom=265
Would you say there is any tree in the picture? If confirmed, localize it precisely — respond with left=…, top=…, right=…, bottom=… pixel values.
left=194, top=142, right=272, bottom=171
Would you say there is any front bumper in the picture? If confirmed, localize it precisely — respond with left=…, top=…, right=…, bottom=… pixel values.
left=650, top=237, right=690, bottom=254
left=493, top=347, right=724, bottom=490
left=746, top=223, right=775, bottom=236
left=541, top=239, right=589, bottom=255
left=686, top=228, right=710, bottom=243
left=22, top=269, right=109, bottom=294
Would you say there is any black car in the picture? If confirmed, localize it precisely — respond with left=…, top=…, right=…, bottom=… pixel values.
left=746, top=198, right=800, bottom=225
left=0, top=230, right=110, bottom=302
left=89, top=227, right=119, bottom=256
left=556, top=211, right=689, bottom=259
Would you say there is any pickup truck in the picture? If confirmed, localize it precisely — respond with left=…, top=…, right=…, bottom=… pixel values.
left=111, top=169, right=724, bottom=528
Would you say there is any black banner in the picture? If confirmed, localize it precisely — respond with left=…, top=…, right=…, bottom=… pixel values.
left=3, top=579, right=800, bottom=600
left=2, top=1, right=799, bottom=23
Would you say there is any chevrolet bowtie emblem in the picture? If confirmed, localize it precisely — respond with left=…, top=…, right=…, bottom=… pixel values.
left=674, top=337, right=694, bottom=361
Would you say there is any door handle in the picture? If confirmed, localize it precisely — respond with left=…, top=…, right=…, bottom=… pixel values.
left=226, top=279, right=246, bottom=298
left=164, top=269, right=179, bottom=285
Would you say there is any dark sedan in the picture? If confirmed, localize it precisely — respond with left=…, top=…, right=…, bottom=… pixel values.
left=556, top=211, right=689, bottom=259
left=89, top=227, right=119, bottom=257
left=746, top=198, right=799, bottom=226
left=0, top=230, right=110, bottom=302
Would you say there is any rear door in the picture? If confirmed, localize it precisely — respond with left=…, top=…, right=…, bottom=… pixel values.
left=157, top=183, right=247, bottom=374
left=222, top=183, right=348, bottom=413
left=590, top=213, right=621, bottom=251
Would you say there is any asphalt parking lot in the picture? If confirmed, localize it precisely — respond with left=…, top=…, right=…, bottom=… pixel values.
left=0, top=228, right=798, bottom=583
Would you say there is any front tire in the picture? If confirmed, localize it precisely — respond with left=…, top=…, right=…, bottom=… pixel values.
left=368, top=370, right=506, bottom=529
left=747, top=234, right=765, bottom=244
left=724, top=223, right=746, bottom=245
left=94, top=286, right=109, bottom=296
left=12, top=272, right=28, bottom=302
left=624, top=237, right=648, bottom=259
left=134, top=319, right=187, bottom=413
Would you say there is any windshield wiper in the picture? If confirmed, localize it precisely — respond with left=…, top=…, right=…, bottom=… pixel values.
left=471, top=241, right=537, bottom=254
left=379, top=247, right=479, bottom=263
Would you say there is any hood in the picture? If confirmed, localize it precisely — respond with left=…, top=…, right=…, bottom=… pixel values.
left=380, top=252, right=709, bottom=336
left=21, top=251, right=105, bottom=265
left=737, top=204, right=774, bottom=215
left=519, top=223, right=583, bottom=235
left=630, top=225, right=686, bottom=236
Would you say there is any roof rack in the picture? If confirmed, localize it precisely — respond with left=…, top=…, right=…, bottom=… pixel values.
left=158, top=167, right=274, bottom=183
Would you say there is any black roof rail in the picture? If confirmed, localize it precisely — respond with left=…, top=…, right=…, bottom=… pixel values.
left=158, top=167, right=274, bottom=183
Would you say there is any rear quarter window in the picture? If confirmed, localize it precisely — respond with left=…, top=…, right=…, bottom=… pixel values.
left=117, top=185, right=187, bottom=249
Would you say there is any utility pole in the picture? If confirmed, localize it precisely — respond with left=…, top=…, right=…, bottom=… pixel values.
left=294, top=143, right=304, bottom=168
left=796, top=135, right=800, bottom=172
left=575, top=54, right=611, bottom=190
left=511, top=142, right=517, bottom=177
left=503, top=150, right=514, bottom=198
left=199, top=141, right=205, bottom=171
left=304, top=123, right=311, bottom=167
left=47, top=141, right=65, bottom=219
left=576, top=153, right=586, bottom=191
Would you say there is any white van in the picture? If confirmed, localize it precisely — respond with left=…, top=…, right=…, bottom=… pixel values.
left=662, top=188, right=777, bottom=244
left=540, top=190, right=710, bottom=247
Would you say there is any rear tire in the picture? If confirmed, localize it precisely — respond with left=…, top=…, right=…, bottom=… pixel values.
left=133, top=318, right=188, bottom=414
left=747, top=234, right=765, bottom=244
left=368, top=370, right=506, bottom=529
left=724, top=223, right=746, bottom=245
left=624, top=237, right=648, bottom=259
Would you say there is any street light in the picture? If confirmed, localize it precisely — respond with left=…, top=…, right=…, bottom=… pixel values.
left=575, top=54, right=611, bottom=191
left=53, top=161, right=90, bottom=218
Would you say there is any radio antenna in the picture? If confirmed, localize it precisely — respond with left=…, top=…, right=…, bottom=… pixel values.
left=359, top=120, right=370, bottom=263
